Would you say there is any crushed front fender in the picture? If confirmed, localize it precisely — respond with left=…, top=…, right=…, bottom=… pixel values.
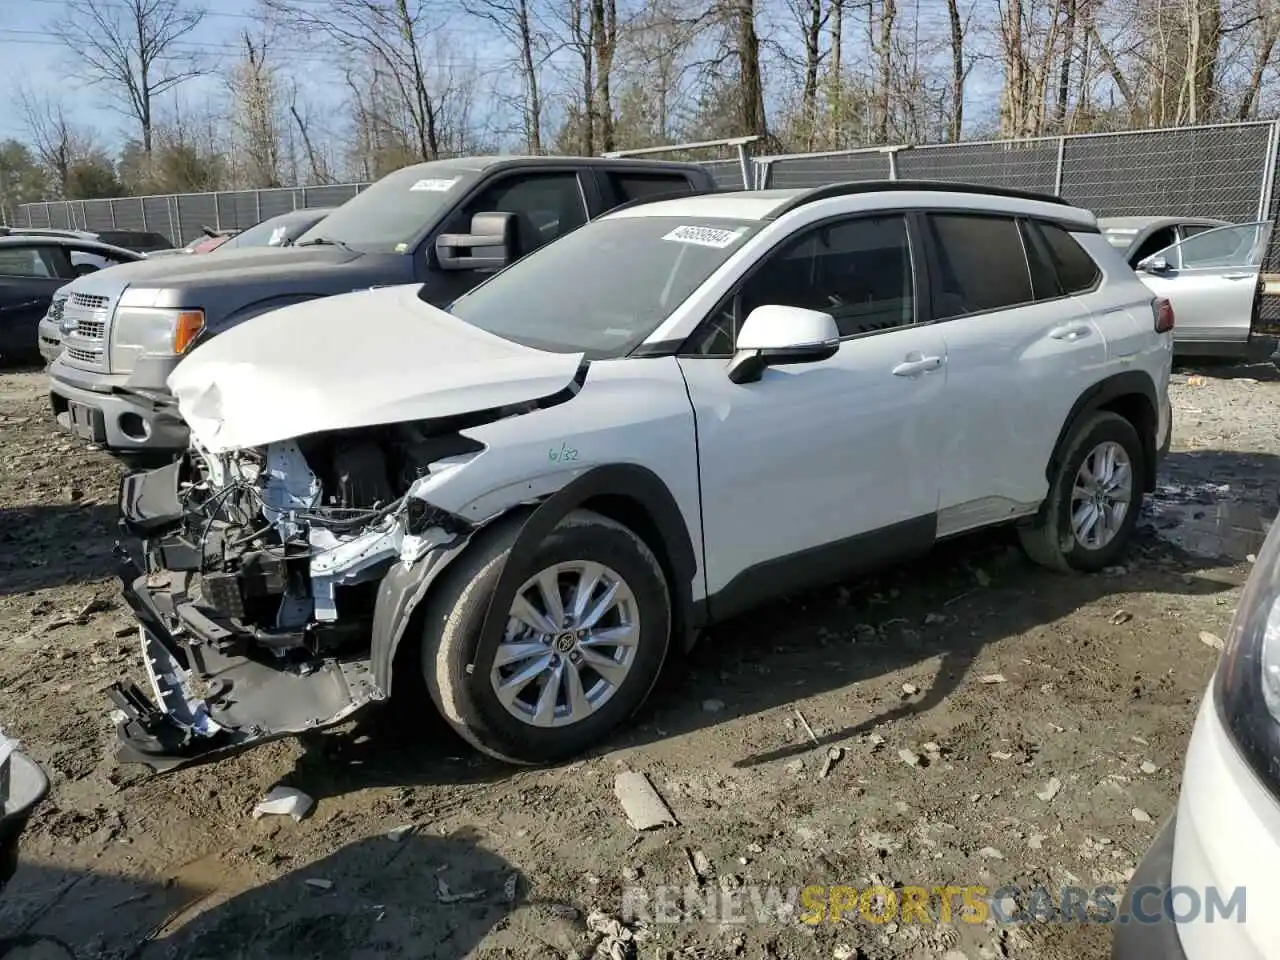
left=109, top=559, right=385, bottom=774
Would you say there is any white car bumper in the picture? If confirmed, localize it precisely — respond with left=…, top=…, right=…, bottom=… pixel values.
left=1117, top=683, right=1280, bottom=959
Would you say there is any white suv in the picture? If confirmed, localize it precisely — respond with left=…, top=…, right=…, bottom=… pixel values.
left=107, top=181, right=1174, bottom=770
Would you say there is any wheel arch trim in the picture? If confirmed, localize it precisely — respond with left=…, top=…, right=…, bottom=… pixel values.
left=1050, top=370, right=1161, bottom=492
left=368, top=464, right=698, bottom=695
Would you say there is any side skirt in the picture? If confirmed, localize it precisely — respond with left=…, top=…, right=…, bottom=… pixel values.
left=701, top=513, right=937, bottom=625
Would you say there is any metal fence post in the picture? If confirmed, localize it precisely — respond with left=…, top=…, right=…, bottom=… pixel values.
left=255, top=189, right=262, bottom=222
left=1054, top=136, right=1067, bottom=195
left=1258, top=120, right=1280, bottom=221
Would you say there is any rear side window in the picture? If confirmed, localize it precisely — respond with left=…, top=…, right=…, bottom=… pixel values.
left=608, top=173, right=694, bottom=204
left=925, top=214, right=1033, bottom=319
left=1031, top=221, right=1101, bottom=295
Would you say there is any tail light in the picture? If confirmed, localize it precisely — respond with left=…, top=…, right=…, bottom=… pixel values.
left=1153, top=297, right=1175, bottom=333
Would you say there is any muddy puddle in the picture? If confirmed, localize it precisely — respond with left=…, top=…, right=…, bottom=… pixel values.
left=1144, top=477, right=1275, bottom=561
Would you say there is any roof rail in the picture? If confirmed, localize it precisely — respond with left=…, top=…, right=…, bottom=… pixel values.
left=767, top=179, right=1071, bottom=219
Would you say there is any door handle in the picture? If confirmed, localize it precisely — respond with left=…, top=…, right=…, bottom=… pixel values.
left=1223, top=273, right=1254, bottom=280
left=1049, top=324, right=1092, bottom=341
left=892, top=353, right=943, bottom=376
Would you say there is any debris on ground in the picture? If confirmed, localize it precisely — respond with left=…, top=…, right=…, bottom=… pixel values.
left=1036, top=778, right=1062, bottom=803
left=1132, top=808, right=1153, bottom=823
left=1199, top=631, right=1225, bottom=651
left=303, top=878, right=333, bottom=891
left=614, top=772, right=677, bottom=831
left=794, top=708, right=820, bottom=744
left=898, top=748, right=921, bottom=767
left=436, top=876, right=485, bottom=904
left=819, top=746, right=843, bottom=778
left=386, top=823, right=415, bottom=842
left=251, top=786, right=314, bottom=822
left=979, top=674, right=1008, bottom=685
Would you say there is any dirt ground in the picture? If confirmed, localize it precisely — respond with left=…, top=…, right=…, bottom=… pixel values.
left=0, top=361, right=1276, bottom=960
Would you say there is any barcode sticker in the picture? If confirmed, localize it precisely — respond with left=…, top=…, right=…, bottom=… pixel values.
left=661, top=225, right=747, bottom=249
left=410, top=177, right=459, bottom=192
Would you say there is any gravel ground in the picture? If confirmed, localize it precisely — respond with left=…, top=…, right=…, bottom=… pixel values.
left=0, top=361, right=1276, bottom=960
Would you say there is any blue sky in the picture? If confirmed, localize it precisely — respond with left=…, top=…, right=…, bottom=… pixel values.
left=0, top=0, right=1004, bottom=155
left=0, top=0, right=352, bottom=147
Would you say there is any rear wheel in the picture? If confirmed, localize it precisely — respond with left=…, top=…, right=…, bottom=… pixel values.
left=1018, top=411, right=1145, bottom=572
left=420, top=509, right=671, bottom=764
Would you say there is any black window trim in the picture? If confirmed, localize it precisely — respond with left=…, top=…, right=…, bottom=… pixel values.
left=675, top=209, right=927, bottom=358
left=1020, top=217, right=1103, bottom=302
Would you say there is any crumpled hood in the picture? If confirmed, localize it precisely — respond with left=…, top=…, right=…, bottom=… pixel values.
left=168, top=284, right=585, bottom=452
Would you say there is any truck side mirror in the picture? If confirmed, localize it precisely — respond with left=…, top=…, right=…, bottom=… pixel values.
left=434, top=212, right=516, bottom=272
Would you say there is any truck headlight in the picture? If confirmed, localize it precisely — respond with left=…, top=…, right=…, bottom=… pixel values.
left=1215, top=516, right=1280, bottom=791
left=110, top=306, right=205, bottom=369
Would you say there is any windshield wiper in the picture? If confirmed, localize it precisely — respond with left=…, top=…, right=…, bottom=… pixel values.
left=294, top=236, right=353, bottom=251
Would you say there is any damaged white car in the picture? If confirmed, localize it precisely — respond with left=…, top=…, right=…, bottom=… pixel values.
left=110, top=182, right=1172, bottom=770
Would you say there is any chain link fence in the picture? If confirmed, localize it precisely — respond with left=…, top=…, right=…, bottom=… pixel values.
left=11, top=183, right=370, bottom=246
left=755, top=120, right=1279, bottom=222
left=10, top=120, right=1280, bottom=285
left=5, top=139, right=760, bottom=245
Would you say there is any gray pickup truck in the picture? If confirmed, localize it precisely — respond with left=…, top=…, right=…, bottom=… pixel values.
left=48, top=155, right=714, bottom=452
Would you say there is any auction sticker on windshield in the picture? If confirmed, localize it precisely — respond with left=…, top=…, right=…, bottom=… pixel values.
left=662, top=225, right=748, bottom=249
left=411, top=177, right=460, bottom=192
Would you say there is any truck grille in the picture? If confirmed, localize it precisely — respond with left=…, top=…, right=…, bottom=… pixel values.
left=70, top=292, right=109, bottom=311
left=60, top=288, right=115, bottom=373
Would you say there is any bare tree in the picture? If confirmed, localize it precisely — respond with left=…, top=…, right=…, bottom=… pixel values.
left=288, top=83, right=334, bottom=183
left=592, top=0, right=619, bottom=151
left=53, top=0, right=206, bottom=156
left=226, top=32, right=283, bottom=187
left=263, top=0, right=445, bottom=161
left=946, top=0, right=965, bottom=140
left=18, top=87, right=92, bottom=197
left=464, top=0, right=547, bottom=152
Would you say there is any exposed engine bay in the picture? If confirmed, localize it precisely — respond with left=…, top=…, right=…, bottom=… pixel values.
left=172, top=422, right=478, bottom=645
left=108, top=421, right=485, bottom=770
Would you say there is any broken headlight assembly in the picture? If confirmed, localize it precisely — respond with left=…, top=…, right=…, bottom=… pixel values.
left=1214, top=515, right=1280, bottom=796
left=169, top=426, right=480, bottom=649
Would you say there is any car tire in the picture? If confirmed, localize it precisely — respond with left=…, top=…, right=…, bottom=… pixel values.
left=420, top=509, right=672, bottom=764
left=1018, top=411, right=1145, bottom=573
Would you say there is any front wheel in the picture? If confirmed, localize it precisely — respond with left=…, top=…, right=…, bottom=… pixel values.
left=420, top=509, right=672, bottom=764
left=1018, top=411, right=1145, bottom=573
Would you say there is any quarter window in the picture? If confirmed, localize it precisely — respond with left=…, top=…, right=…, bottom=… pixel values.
left=925, top=214, right=1033, bottom=318
left=608, top=173, right=695, bottom=203
left=1035, top=221, right=1101, bottom=294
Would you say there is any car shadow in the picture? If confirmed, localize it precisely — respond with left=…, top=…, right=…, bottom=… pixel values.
left=2, top=832, right=522, bottom=958
left=280, top=448, right=1271, bottom=800
left=0, top=503, right=120, bottom=597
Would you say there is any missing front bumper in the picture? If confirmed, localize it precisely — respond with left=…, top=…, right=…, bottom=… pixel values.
left=108, top=562, right=385, bottom=773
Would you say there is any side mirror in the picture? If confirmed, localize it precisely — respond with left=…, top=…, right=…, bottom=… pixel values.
left=1139, top=255, right=1171, bottom=274
left=435, top=211, right=516, bottom=272
left=727, top=305, right=840, bottom=385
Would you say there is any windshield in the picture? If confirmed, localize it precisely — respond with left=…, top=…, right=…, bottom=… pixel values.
left=294, top=163, right=478, bottom=253
left=446, top=215, right=760, bottom=358
left=223, top=212, right=325, bottom=250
